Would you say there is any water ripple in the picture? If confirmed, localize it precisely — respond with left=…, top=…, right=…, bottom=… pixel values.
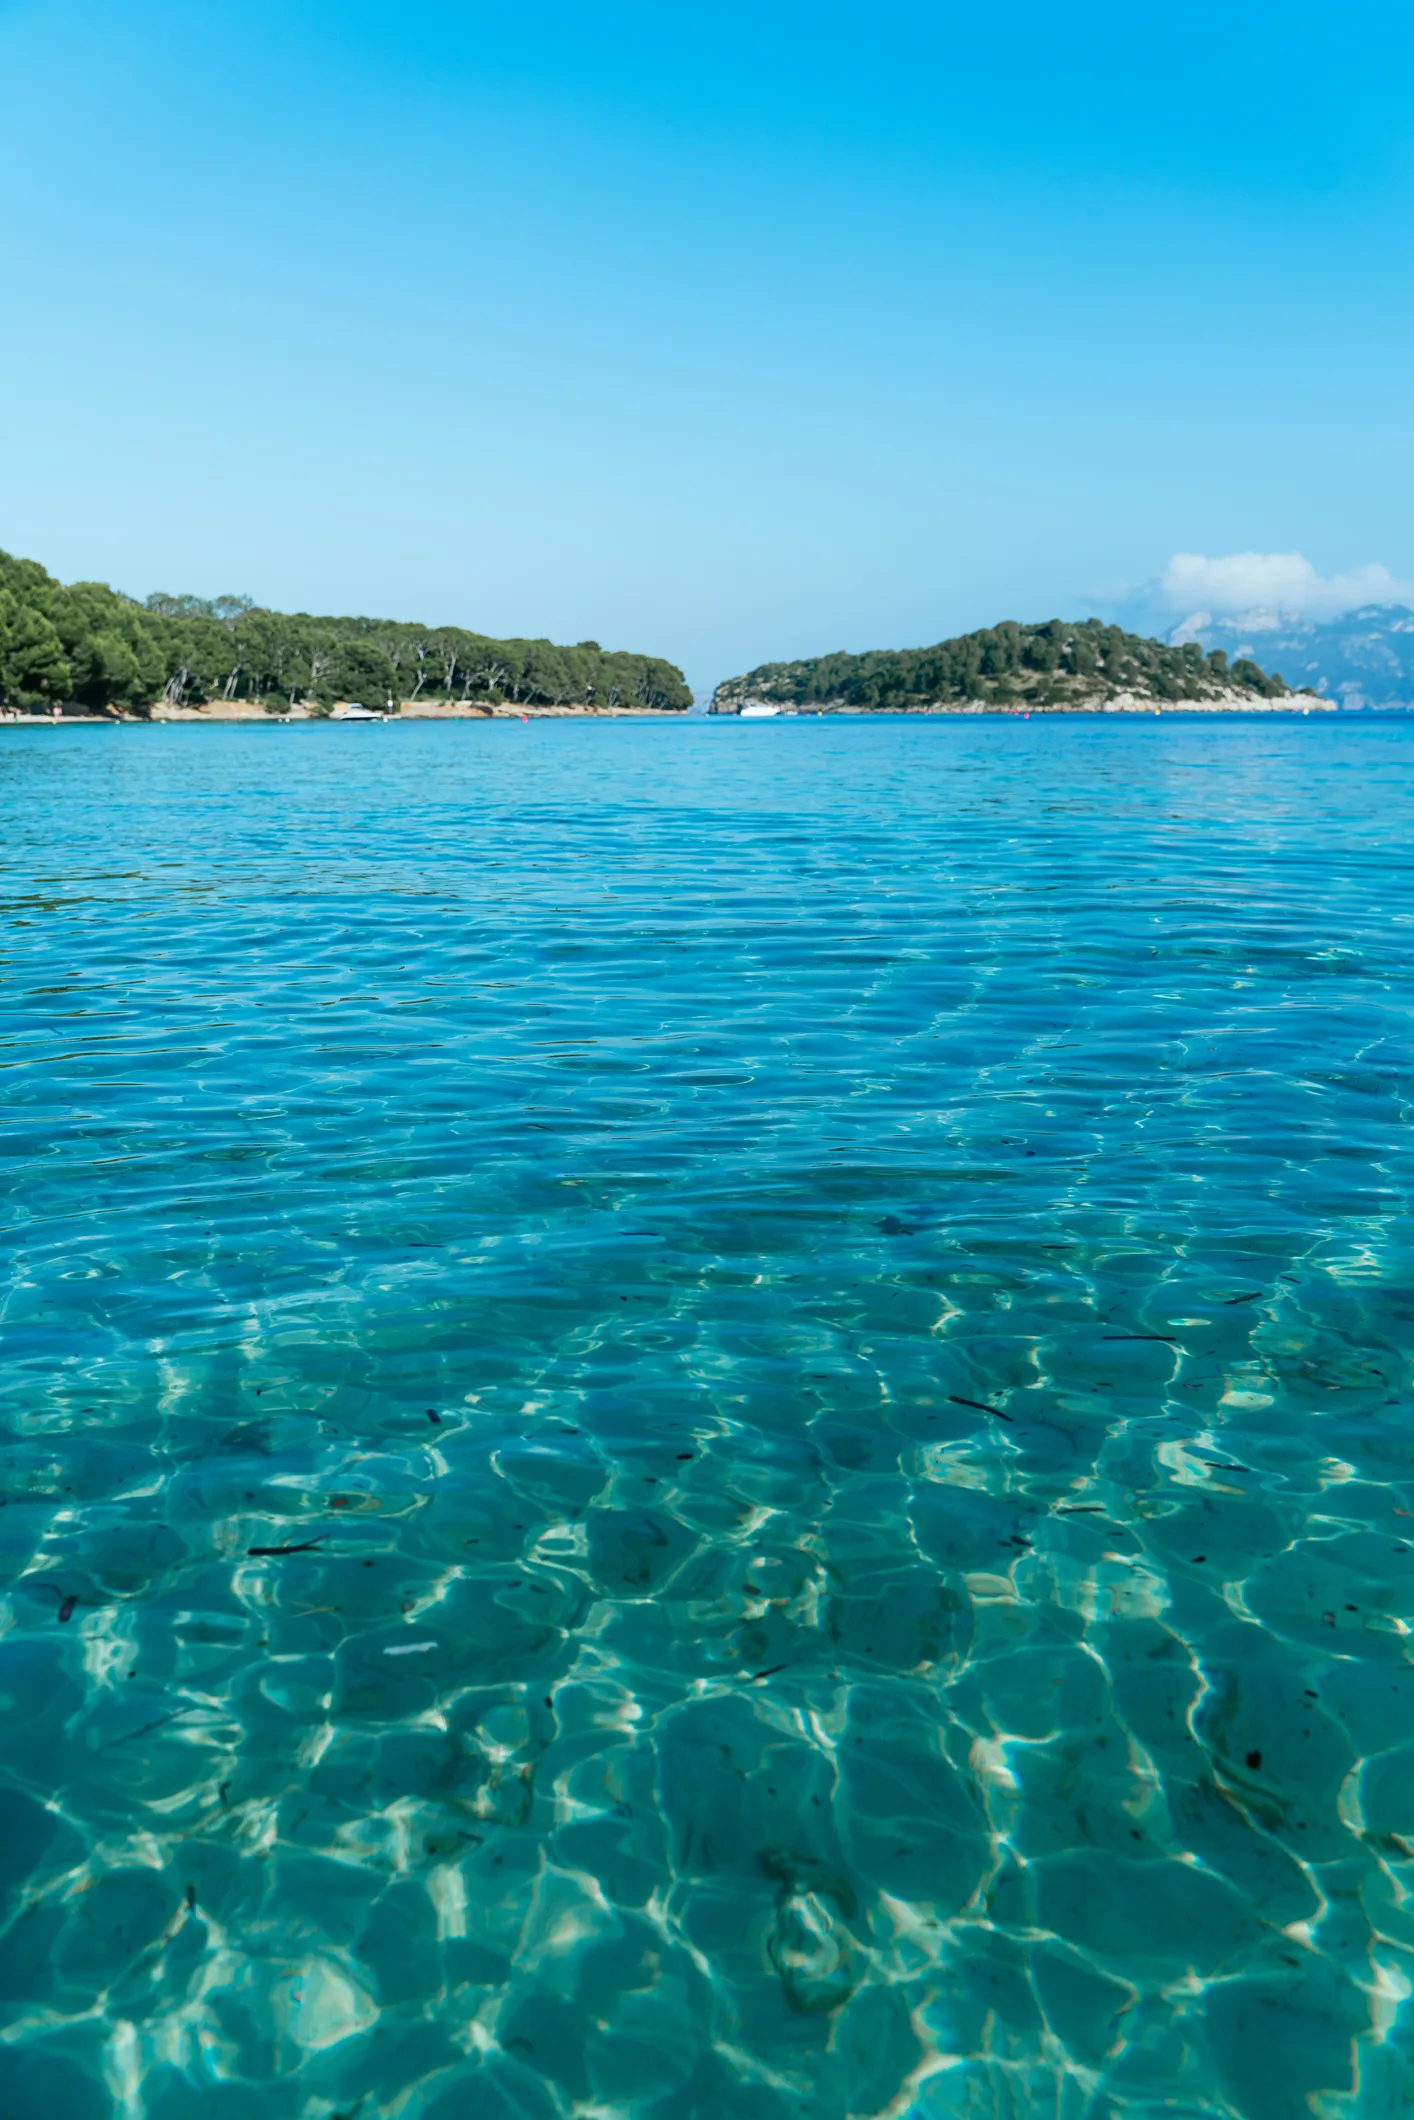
left=0, top=718, right=1411, bottom=2119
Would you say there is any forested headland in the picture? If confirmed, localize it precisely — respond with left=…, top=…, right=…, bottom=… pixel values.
left=0, top=548, right=692, bottom=715
left=710, top=618, right=1293, bottom=713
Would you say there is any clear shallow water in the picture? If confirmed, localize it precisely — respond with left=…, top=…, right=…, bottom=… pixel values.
left=1, top=715, right=1413, bottom=2120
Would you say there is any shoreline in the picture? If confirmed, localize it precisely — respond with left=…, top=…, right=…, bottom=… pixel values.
left=153, top=699, right=684, bottom=722
left=710, top=689, right=1335, bottom=717
left=0, top=700, right=686, bottom=725
left=1, top=696, right=1385, bottom=728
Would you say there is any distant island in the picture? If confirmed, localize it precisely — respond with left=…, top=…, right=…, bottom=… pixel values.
left=0, top=548, right=691, bottom=718
left=710, top=619, right=1318, bottom=714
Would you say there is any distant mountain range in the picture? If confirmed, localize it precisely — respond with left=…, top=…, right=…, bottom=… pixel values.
left=1135, top=603, right=1414, bottom=709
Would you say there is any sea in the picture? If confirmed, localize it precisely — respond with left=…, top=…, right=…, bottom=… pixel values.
left=1, top=714, right=1411, bottom=2120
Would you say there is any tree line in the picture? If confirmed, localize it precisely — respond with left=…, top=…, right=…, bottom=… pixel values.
left=0, top=548, right=692, bottom=714
left=711, top=618, right=1289, bottom=711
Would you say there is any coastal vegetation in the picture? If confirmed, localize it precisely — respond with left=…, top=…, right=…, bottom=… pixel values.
left=710, top=618, right=1290, bottom=713
left=0, top=548, right=692, bottom=715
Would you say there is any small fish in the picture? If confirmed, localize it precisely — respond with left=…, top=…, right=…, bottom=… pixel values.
left=1101, top=1334, right=1178, bottom=1344
left=1223, top=1292, right=1263, bottom=1305
left=185, top=1883, right=197, bottom=1914
left=58, top=1594, right=77, bottom=1623
left=750, top=1663, right=789, bottom=1681
left=383, top=1641, right=435, bottom=1657
left=247, top=1537, right=325, bottom=1557
left=948, top=1394, right=1014, bottom=1422
left=426, top=1408, right=441, bottom=1424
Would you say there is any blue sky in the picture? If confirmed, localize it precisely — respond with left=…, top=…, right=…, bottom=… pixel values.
left=2, top=0, right=1413, bottom=687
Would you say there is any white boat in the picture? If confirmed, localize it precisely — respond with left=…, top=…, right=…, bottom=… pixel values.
left=330, top=702, right=387, bottom=722
left=739, top=702, right=782, bottom=719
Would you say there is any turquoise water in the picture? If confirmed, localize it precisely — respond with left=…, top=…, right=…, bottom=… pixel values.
left=2, top=715, right=1413, bottom=2120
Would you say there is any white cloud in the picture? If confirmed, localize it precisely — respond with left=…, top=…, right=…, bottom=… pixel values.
left=1159, top=551, right=1414, bottom=623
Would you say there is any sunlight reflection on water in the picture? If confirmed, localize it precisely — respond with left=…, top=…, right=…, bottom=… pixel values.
left=0, top=715, right=1412, bottom=2120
